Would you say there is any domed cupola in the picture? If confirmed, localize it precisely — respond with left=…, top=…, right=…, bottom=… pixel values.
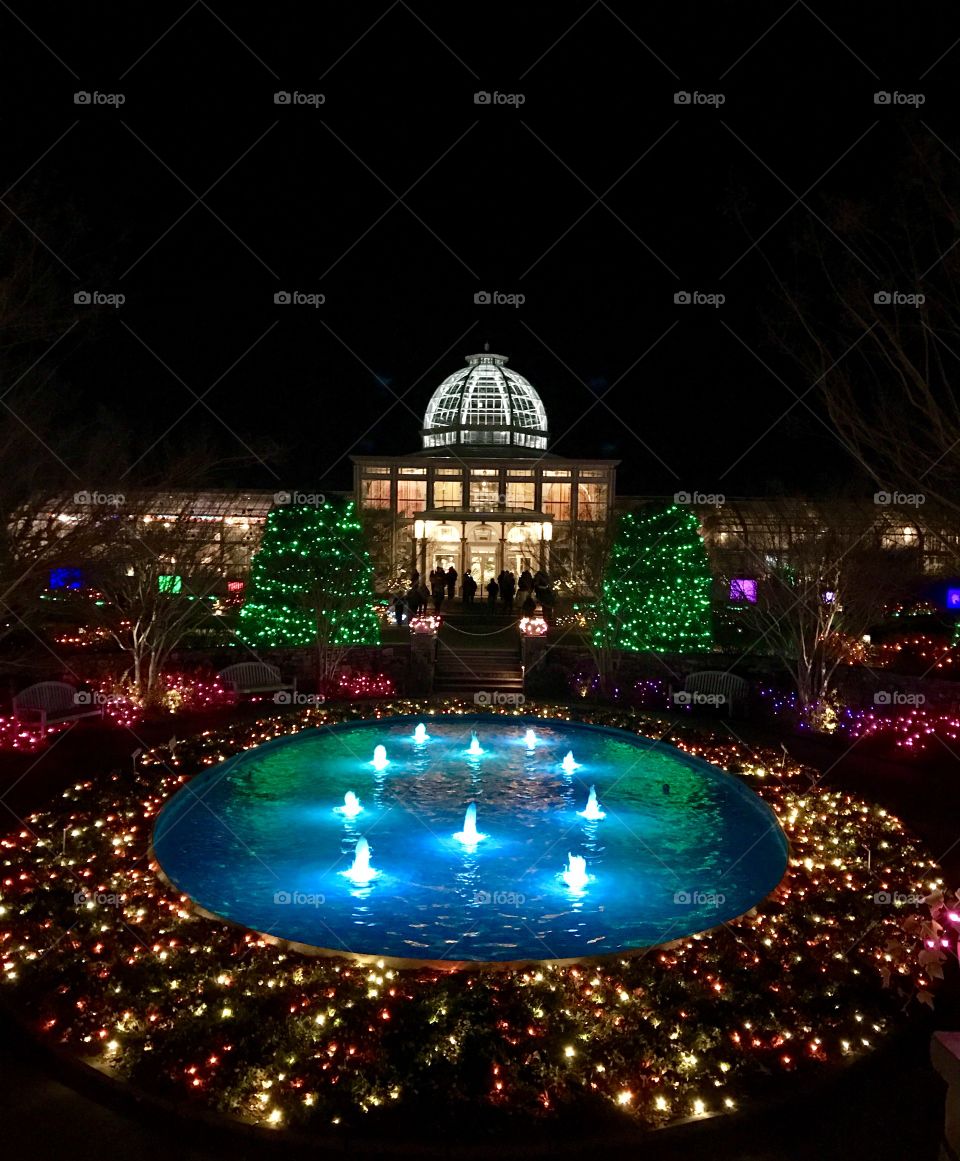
left=421, top=352, right=549, bottom=452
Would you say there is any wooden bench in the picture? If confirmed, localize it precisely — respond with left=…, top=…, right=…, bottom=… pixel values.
left=218, top=662, right=296, bottom=700
left=673, top=671, right=749, bottom=717
left=13, top=681, right=104, bottom=730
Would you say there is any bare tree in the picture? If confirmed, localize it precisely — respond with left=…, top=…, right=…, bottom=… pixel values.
left=760, top=136, right=960, bottom=518
left=726, top=514, right=914, bottom=729
left=82, top=482, right=256, bottom=706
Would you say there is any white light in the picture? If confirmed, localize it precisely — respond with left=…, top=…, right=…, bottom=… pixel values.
left=562, top=853, right=589, bottom=891
left=578, top=785, right=606, bottom=820
left=335, top=792, right=362, bottom=818
left=414, top=520, right=425, bottom=539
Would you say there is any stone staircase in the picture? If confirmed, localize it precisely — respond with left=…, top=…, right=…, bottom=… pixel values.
left=433, top=614, right=523, bottom=697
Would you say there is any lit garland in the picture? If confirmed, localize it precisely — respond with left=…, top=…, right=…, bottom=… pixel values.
left=0, top=701, right=946, bottom=1136
left=595, top=506, right=713, bottom=653
left=334, top=671, right=395, bottom=699
left=758, top=686, right=960, bottom=753
left=239, top=502, right=380, bottom=650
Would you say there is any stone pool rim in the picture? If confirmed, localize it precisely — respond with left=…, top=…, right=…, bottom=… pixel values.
left=149, top=712, right=791, bottom=971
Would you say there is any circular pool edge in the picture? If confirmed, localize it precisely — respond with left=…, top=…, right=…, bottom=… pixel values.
left=149, top=713, right=791, bottom=971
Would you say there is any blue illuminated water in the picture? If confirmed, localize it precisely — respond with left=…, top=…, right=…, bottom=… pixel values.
left=152, top=716, right=788, bottom=963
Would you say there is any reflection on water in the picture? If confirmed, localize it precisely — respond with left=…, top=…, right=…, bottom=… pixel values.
left=153, top=717, right=788, bottom=962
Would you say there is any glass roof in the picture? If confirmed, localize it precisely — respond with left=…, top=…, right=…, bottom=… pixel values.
left=422, top=354, right=549, bottom=451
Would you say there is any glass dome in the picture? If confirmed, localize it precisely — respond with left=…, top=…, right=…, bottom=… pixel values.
left=421, top=353, right=549, bottom=451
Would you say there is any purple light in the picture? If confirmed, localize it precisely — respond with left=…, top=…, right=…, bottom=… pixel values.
left=729, top=578, right=757, bottom=603
left=947, top=588, right=960, bottom=610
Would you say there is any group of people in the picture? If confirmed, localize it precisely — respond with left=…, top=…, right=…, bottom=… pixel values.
left=391, top=565, right=553, bottom=623
left=484, top=567, right=552, bottom=614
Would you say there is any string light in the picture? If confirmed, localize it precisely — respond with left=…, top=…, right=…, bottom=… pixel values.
left=596, top=506, right=712, bottom=653
left=0, top=699, right=947, bottom=1135
left=239, top=501, right=380, bottom=652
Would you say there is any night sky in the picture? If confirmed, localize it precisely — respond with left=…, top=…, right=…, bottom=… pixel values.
left=2, top=1, right=957, bottom=496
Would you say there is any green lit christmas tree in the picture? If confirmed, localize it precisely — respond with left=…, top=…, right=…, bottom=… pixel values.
left=596, top=505, right=713, bottom=653
left=239, top=500, right=380, bottom=685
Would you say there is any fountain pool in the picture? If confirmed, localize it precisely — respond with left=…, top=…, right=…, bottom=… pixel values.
left=151, top=716, right=788, bottom=965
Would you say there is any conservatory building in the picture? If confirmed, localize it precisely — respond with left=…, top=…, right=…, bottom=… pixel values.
left=351, top=352, right=619, bottom=589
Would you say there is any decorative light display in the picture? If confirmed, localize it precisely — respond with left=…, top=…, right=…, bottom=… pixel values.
left=757, top=685, right=960, bottom=753
left=872, top=633, right=958, bottom=672
left=519, top=615, right=549, bottom=636
left=157, top=574, right=183, bottom=594
left=596, top=506, right=713, bottom=653
left=239, top=501, right=380, bottom=650
left=334, top=671, right=395, bottom=699
left=408, top=615, right=441, bottom=635
left=729, top=578, right=757, bottom=603
left=49, top=567, right=83, bottom=590
left=947, top=589, right=960, bottom=610
left=0, top=700, right=947, bottom=1138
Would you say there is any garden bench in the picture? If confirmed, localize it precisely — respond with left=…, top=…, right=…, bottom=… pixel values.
left=13, top=681, right=104, bottom=730
left=217, top=662, right=296, bottom=699
left=674, top=671, right=749, bottom=717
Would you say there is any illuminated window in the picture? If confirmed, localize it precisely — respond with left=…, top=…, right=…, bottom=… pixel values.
left=433, top=480, right=462, bottom=509
left=578, top=470, right=607, bottom=478
left=398, top=467, right=425, bottom=476
left=397, top=480, right=427, bottom=518
left=505, top=481, right=534, bottom=509
left=729, top=578, right=757, bottom=603
left=362, top=465, right=390, bottom=474
left=576, top=482, right=608, bottom=521
left=435, top=467, right=462, bottom=476
left=226, top=579, right=245, bottom=593
left=542, top=469, right=571, bottom=478
left=541, top=482, right=571, bottom=521
left=470, top=468, right=498, bottom=476
left=361, top=479, right=392, bottom=510
left=470, top=477, right=501, bottom=508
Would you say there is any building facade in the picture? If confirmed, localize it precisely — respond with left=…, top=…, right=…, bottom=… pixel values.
left=351, top=351, right=619, bottom=589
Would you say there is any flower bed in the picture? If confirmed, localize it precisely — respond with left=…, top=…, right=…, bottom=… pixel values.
left=0, top=701, right=946, bottom=1140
